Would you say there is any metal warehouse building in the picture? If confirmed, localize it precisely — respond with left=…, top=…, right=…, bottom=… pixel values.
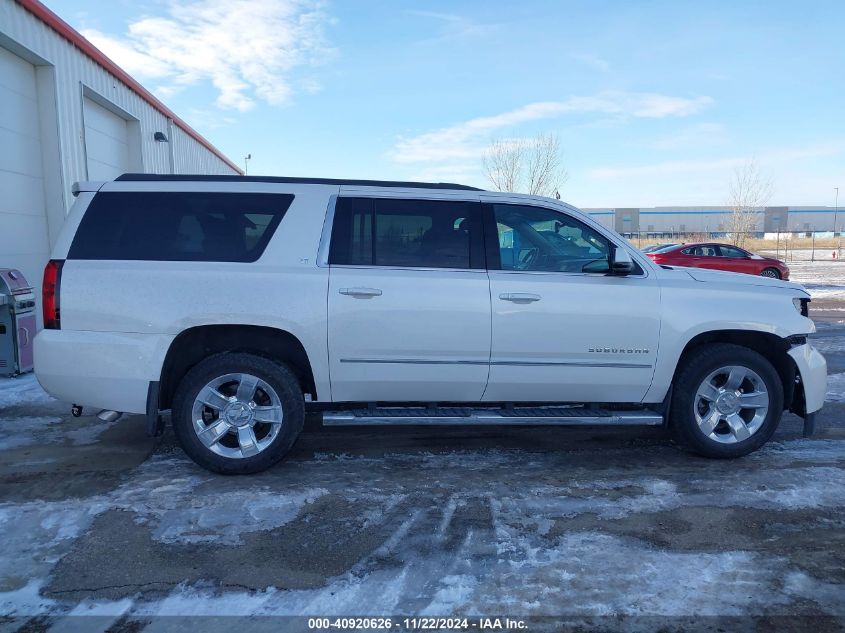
left=0, top=0, right=241, bottom=317
left=583, top=206, right=841, bottom=235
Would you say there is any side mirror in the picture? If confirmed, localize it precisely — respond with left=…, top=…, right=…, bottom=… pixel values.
left=610, top=246, right=635, bottom=275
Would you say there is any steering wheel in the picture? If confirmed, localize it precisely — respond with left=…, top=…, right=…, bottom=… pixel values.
left=518, top=248, right=539, bottom=270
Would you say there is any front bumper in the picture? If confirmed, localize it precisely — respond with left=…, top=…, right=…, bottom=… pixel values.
left=788, top=342, right=827, bottom=415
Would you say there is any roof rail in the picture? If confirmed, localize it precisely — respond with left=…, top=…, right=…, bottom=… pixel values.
left=115, top=174, right=483, bottom=191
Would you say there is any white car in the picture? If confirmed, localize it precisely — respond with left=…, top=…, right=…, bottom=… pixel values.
left=34, top=175, right=827, bottom=474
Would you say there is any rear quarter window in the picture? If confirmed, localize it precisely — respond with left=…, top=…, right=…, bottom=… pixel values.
left=68, top=192, right=293, bottom=262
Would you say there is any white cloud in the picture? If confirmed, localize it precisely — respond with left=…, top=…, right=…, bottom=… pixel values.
left=407, top=164, right=482, bottom=186
left=407, top=10, right=498, bottom=40
left=588, top=140, right=845, bottom=180
left=389, top=92, right=713, bottom=164
left=571, top=52, right=610, bottom=72
left=571, top=140, right=845, bottom=206
left=81, top=0, right=332, bottom=111
left=650, top=122, right=729, bottom=150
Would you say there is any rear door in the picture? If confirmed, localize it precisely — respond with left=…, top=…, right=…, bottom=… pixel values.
left=326, top=195, right=491, bottom=402
left=683, top=245, right=720, bottom=270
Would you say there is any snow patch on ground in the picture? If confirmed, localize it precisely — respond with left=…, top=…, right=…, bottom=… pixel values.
left=786, top=261, right=845, bottom=300
left=0, top=435, right=843, bottom=617
left=0, top=374, right=55, bottom=409
left=756, top=438, right=845, bottom=460
left=0, top=417, right=63, bottom=450
left=825, top=373, right=845, bottom=402
left=0, top=375, right=112, bottom=450
left=63, top=530, right=840, bottom=617
left=0, top=415, right=116, bottom=451
left=0, top=579, right=56, bottom=617
left=97, top=455, right=328, bottom=545
left=811, top=336, right=845, bottom=353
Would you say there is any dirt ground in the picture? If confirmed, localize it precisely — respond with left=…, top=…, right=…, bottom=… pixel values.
left=0, top=264, right=843, bottom=631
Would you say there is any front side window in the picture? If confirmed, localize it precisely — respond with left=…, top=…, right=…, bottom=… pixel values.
left=329, top=197, right=484, bottom=269
left=492, top=204, right=612, bottom=273
left=69, top=192, right=291, bottom=262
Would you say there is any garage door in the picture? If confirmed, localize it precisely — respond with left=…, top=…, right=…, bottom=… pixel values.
left=83, top=97, right=130, bottom=180
left=0, top=46, right=49, bottom=321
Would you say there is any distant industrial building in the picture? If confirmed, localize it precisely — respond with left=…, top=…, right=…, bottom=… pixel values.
left=1, top=0, right=241, bottom=317
left=582, top=206, right=840, bottom=235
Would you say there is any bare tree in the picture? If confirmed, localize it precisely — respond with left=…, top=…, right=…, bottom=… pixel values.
left=726, top=159, right=773, bottom=248
left=482, top=138, right=523, bottom=193
left=482, top=133, right=568, bottom=197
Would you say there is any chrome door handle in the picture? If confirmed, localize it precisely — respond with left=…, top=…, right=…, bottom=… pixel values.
left=339, top=287, right=382, bottom=297
left=499, top=293, right=541, bottom=302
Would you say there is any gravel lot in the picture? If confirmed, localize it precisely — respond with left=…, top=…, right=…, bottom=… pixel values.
left=1, top=263, right=844, bottom=630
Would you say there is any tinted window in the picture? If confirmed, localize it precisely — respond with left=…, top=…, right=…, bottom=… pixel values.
left=69, top=192, right=292, bottom=262
left=682, top=245, right=718, bottom=257
left=329, top=197, right=484, bottom=269
left=718, top=245, right=747, bottom=258
left=492, top=204, right=613, bottom=273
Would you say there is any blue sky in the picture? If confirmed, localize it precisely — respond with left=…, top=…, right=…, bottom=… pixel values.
left=57, top=0, right=844, bottom=206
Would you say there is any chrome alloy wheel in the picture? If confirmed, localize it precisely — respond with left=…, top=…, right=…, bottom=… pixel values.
left=191, top=373, right=284, bottom=459
left=693, top=365, right=769, bottom=444
left=760, top=268, right=779, bottom=278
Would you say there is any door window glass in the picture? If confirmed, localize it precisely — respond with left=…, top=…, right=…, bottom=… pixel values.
left=492, top=204, right=612, bottom=273
left=329, top=197, right=484, bottom=269
left=682, top=245, right=718, bottom=257
left=68, top=192, right=291, bottom=262
left=718, top=245, right=747, bottom=258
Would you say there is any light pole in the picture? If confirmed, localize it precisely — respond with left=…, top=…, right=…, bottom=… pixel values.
left=835, top=187, right=840, bottom=259
left=244, top=154, right=252, bottom=176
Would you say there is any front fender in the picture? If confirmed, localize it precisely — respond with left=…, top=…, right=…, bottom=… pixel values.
left=788, top=343, right=827, bottom=415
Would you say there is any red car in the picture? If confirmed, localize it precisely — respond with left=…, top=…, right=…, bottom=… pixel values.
left=645, top=243, right=789, bottom=279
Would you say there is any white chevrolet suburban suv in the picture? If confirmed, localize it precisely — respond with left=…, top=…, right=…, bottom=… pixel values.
left=34, top=175, right=827, bottom=474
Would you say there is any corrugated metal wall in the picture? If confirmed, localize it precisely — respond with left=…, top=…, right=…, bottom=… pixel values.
left=0, top=0, right=240, bottom=326
left=581, top=206, right=840, bottom=233
left=0, top=0, right=238, bottom=201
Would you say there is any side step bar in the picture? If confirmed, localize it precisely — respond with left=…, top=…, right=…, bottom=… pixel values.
left=322, top=406, right=663, bottom=427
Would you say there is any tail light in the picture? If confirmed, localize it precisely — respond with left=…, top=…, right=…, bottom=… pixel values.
left=43, top=259, right=64, bottom=330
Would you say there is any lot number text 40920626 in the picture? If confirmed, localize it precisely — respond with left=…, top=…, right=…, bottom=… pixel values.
left=307, top=617, right=528, bottom=630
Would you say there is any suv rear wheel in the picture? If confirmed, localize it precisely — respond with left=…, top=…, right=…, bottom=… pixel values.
left=670, top=343, right=784, bottom=458
left=171, top=353, right=304, bottom=474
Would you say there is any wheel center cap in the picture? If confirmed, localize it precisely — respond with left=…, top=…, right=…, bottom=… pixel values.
left=224, top=401, right=253, bottom=426
left=716, top=392, right=740, bottom=414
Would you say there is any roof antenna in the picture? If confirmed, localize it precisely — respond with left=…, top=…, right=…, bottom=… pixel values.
left=555, top=190, right=561, bottom=200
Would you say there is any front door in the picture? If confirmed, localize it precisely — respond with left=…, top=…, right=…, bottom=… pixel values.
left=327, top=195, right=491, bottom=402
left=715, top=244, right=755, bottom=274
left=484, top=202, right=661, bottom=403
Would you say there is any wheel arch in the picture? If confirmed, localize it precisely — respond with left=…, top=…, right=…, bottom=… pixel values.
left=674, top=329, right=797, bottom=410
left=159, top=324, right=317, bottom=410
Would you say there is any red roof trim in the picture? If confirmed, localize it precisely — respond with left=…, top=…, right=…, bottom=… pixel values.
left=17, top=0, right=244, bottom=175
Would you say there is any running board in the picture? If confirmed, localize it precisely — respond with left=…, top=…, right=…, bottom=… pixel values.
left=321, top=406, right=663, bottom=427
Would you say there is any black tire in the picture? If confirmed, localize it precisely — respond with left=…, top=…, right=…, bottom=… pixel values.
left=172, top=352, right=304, bottom=474
left=669, top=343, right=784, bottom=458
left=761, top=267, right=781, bottom=279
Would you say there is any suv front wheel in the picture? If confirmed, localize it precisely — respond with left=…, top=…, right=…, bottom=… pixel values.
left=171, top=353, right=305, bottom=474
left=670, top=343, right=784, bottom=458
